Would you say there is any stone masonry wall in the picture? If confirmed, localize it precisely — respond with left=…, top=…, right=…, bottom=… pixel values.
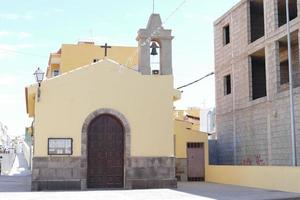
left=32, top=156, right=176, bottom=191
left=214, top=0, right=300, bottom=166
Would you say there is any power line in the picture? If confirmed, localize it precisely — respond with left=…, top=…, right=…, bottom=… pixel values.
left=176, top=72, right=214, bottom=90
left=0, top=47, right=48, bottom=58
left=163, top=0, right=188, bottom=25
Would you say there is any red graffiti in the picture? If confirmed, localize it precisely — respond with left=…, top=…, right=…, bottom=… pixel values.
left=240, top=154, right=266, bottom=166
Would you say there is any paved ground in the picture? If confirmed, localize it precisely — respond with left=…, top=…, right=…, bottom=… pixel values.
left=177, top=182, right=300, bottom=200
left=0, top=153, right=31, bottom=192
left=0, top=153, right=16, bottom=175
left=1, top=154, right=300, bottom=199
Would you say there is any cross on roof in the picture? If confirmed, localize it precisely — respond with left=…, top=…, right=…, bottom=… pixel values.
left=101, top=43, right=112, bottom=57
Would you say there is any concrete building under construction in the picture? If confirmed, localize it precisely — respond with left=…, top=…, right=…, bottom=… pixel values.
left=214, top=0, right=300, bottom=165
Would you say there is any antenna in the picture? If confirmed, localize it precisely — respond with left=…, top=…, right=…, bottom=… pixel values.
left=89, top=29, right=94, bottom=41
left=153, top=0, right=155, bottom=13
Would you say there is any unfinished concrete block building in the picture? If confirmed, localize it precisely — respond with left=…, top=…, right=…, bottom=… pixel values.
left=214, top=0, right=300, bottom=165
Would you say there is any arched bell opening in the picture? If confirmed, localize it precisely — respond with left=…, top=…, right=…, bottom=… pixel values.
left=150, top=40, right=161, bottom=75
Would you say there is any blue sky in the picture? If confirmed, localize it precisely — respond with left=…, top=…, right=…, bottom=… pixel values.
left=0, top=0, right=239, bottom=136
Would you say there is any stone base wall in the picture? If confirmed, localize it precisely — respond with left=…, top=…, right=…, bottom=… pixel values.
left=32, top=156, right=176, bottom=190
left=125, top=157, right=177, bottom=189
left=31, top=157, right=85, bottom=191
left=175, top=158, right=187, bottom=181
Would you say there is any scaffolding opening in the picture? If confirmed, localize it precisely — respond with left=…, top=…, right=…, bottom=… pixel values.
left=278, top=31, right=300, bottom=87
left=250, top=49, right=267, bottom=100
left=277, top=0, right=298, bottom=27
left=250, top=0, right=265, bottom=43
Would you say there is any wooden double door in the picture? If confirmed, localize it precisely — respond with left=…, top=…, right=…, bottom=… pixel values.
left=87, top=114, right=124, bottom=188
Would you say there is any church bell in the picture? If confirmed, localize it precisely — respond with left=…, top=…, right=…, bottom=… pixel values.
left=150, top=42, right=159, bottom=56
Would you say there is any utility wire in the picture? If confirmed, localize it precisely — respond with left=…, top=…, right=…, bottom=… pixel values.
left=0, top=47, right=48, bottom=58
left=176, top=72, right=214, bottom=90
left=163, top=0, right=188, bottom=25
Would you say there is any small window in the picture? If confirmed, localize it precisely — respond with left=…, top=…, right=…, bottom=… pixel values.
left=93, top=59, right=100, bottom=63
left=52, top=69, right=60, bottom=77
left=224, top=74, right=231, bottom=95
left=223, top=25, right=230, bottom=45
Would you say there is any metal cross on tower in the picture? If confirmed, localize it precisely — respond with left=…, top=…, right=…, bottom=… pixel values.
left=101, top=43, right=112, bottom=57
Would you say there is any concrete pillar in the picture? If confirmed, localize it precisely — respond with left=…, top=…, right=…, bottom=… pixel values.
left=264, top=0, right=277, bottom=37
left=160, top=38, right=173, bottom=75
left=137, top=35, right=151, bottom=75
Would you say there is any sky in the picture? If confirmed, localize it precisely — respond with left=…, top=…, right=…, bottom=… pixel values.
left=0, top=0, right=240, bottom=136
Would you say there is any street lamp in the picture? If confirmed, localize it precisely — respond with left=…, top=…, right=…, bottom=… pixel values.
left=0, top=155, right=2, bottom=175
left=33, top=67, right=45, bottom=102
left=285, top=0, right=297, bottom=166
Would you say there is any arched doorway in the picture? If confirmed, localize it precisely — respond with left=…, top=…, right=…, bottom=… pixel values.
left=87, top=114, right=124, bottom=188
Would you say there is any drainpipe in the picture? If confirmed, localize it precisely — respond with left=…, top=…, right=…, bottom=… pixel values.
left=285, top=0, right=297, bottom=166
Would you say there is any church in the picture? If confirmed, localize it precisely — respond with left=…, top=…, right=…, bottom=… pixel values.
left=25, top=14, right=181, bottom=190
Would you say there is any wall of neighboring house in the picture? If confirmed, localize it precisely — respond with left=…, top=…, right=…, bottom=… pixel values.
left=46, top=42, right=138, bottom=79
left=174, top=119, right=208, bottom=181
left=0, top=153, right=16, bottom=175
left=60, top=44, right=138, bottom=73
left=23, top=127, right=33, bottom=169
left=214, top=0, right=300, bottom=166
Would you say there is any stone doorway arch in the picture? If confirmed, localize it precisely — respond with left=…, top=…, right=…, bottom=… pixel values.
left=81, top=108, right=130, bottom=189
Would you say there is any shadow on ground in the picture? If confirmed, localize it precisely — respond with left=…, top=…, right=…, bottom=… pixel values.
left=175, top=182, right=300, bottom=200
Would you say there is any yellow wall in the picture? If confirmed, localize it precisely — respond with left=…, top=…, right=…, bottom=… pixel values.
left=32, top=59, right=174, bottom=157
left=60, top=43, right=138, bottom=74
left=174, top=108, right=201, bottom=131
left=185, top=108, right=200, bottom=118
left=48, top=64, right=60, bottom=78
left=206, top=165, right=300, bottom=193
left=174, top=119, right=208, bottom=167
left=25, top=85, right=37, bottom=117
left=174, top=110, right=185, bottom=120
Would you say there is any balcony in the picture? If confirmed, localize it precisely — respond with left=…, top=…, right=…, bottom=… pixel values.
left=49, top=53, right=61, bottom=65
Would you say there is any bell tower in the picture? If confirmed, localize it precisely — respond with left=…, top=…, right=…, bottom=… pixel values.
left=136, top=14, right=174, bottom=75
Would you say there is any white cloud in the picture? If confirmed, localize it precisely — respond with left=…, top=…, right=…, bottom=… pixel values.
left=0, top=13, right=33, bottom=20
left=18, top=32, right=32, bottom=39
left=0, top=44, right=34, bottom=59
left=0, top=31, right=32, bottom=39
left=0, top=74, right=19, bottom=86
left=0, top=31, right=11, bottom=37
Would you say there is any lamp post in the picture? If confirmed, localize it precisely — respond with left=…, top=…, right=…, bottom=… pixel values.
left=285, top=0, right=297, bottom=166
left=0, top=155, right=2, bottom=175
left=33, top=68, right=45, bottom=102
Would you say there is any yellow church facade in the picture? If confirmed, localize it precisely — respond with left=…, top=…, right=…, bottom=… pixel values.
left=26, top=14, right=179, bottom=190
